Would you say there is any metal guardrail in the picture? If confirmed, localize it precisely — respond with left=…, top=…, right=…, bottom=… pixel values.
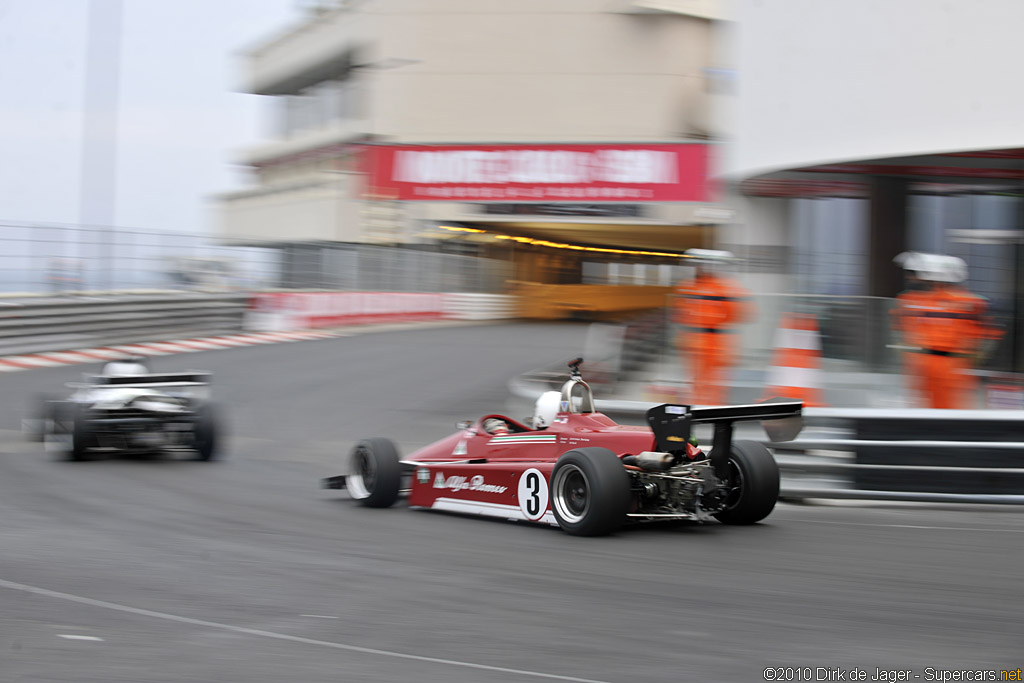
left=0, top=293, right=250, bottom=357
left=758, top=407, right=1024, bottom=504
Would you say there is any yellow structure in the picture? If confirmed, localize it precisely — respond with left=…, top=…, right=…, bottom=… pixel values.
left=512, top=282, right=673, bottom=320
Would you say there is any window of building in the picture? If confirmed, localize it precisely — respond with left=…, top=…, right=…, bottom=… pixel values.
left=791, top=197, right=869, bottom=295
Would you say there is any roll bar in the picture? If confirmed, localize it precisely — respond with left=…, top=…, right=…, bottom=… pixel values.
left=560, top=357, right=595, bottom=414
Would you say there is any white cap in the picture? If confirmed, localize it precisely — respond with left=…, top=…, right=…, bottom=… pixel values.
left=685, top=248, right=736, bottom=264
left=893, top=251, right=918, bottom=268
left=896, top=252, right=967, bottom=283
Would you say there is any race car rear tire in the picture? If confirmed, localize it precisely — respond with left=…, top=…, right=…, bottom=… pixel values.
left=713, top=440, right=779, bottom=525
left=348, top=438, right=402, bottom=508
left=193, top=403, right=220, bottom=461
left=550, top=447, right=631, bottom=536
left=68, top=404, right=95, bottom=462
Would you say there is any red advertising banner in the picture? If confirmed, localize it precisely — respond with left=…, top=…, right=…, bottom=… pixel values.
left=362, top=143, right=711, bottom=202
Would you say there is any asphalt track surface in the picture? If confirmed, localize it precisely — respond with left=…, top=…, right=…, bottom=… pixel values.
left=0, top=322, right=1020, bottom=683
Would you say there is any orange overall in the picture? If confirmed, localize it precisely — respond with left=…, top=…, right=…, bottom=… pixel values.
left=674, top=273, right=752, bottom=405
left=907, top=285, right=992, bottom=409
left=891, top=287, right=929, bottom=403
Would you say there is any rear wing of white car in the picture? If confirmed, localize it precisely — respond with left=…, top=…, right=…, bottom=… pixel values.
left=75, top=372, right=211, bottom=388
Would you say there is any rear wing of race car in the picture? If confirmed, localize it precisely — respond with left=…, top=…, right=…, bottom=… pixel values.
left=75, top=372, right=212, bottom=388
left=646, top=401, right=803, bottom=479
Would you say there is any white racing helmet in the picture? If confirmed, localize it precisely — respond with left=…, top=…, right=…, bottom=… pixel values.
left=102, top=359, right=150, bottom=376
left=533, top=391, right=562, bottom=429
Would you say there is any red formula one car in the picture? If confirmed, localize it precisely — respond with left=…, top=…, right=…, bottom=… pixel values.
left=324, top=359, right=802, bottom=536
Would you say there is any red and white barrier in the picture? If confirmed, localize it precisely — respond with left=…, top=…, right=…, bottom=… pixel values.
left=246, top=292, right=448, bottom=331
left=244, top=292, right=517, bottom=331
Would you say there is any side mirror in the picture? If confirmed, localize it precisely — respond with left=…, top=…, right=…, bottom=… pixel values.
left=456, top=420, right=473, bottom=431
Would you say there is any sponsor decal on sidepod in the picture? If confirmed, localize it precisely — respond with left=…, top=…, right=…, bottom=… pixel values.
left=433, top=473, right=508, bottom=494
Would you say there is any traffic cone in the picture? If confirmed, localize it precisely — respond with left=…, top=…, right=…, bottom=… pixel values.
left=763, top=313, right=825, bottom=407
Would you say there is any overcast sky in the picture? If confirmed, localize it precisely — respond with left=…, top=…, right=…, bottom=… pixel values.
left=0, top=0, right=304, bottom=234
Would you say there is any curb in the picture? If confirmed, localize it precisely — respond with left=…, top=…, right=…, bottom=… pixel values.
left=0, top=319, right=509, bottom=374
left=0, top=330, right=336, bottom=373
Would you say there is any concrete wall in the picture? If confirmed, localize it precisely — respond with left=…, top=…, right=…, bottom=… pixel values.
left=218, top=175, right=363, bottom=243
left=243, top=0, right=715, bottom=145
left=366, top=0, right=712, bottom=142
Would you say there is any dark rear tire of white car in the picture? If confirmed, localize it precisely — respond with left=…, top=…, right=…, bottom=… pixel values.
left=348, top=438, right=402, bottom=508
left=550, top=447, right=631, bottom=536
left=193, top=403, right=220, bottom=461
left=68, top=404, right=95, bottom=462
left=713, top=440, right=780, bottom=525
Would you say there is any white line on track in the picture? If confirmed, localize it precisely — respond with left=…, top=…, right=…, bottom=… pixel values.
left=58, top=634, right=104, bottom=641
left=0, top=578, right=610, bottom=683
left=781, top=518, right=1024, bottom=533
left=300, top=614, right=339, bottom=619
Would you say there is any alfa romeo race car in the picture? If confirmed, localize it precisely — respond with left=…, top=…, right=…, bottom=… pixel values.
left=324, top=359, right=802, bottom=536
left=26, top=358, right=221, bottom=462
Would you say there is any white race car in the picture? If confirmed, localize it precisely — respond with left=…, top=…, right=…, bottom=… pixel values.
left=26, top=359, right=221, bottom=462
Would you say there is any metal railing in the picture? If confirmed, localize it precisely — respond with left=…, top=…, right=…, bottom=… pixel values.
left=1, top=221, right=276, bottom=293
left=770, top=407, right=1024, bottom=503
left=0, top=293, right=250, bottom=357
left=0, top=222, right=512, bottom=295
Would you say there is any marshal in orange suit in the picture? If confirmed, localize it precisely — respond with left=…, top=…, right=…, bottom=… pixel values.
left=674, top=249, right=753, bottom=405
left=892, top=253, right=999, bottom=409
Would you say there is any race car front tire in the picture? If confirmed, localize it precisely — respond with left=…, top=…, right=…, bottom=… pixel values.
left=713, top=440, right=780, bottom=525
left=550, top=447, right=631, bottom=536
left=348, top=438, right=402, bottom=508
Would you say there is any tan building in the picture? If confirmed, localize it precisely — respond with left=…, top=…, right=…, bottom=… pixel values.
left=216, top=0, right=731, bottom=290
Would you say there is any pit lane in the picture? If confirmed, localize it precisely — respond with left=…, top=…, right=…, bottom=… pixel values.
left=0, top=322, right=1019, bottom=682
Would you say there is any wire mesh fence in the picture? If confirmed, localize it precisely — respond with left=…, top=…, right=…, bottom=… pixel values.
left=0, top=222, right=511, bottom=294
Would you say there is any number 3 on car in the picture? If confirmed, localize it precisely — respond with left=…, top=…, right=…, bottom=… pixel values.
left=517, top=468, right=549, bottom=521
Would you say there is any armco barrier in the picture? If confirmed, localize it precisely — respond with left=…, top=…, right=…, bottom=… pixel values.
left=0, top=290, right=519, bottom=358
left=507, top=374, right=1024, bottom=503
left=771, top=407, right=1024, bottom=503
left=0, top=293, right=250, bottom=357
left=244, top=291, right=517, bottom=331
left=443, top=293, right=518, bottom=321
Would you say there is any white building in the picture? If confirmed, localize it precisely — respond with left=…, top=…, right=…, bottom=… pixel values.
left=215, top=0, right=733, bottom=289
